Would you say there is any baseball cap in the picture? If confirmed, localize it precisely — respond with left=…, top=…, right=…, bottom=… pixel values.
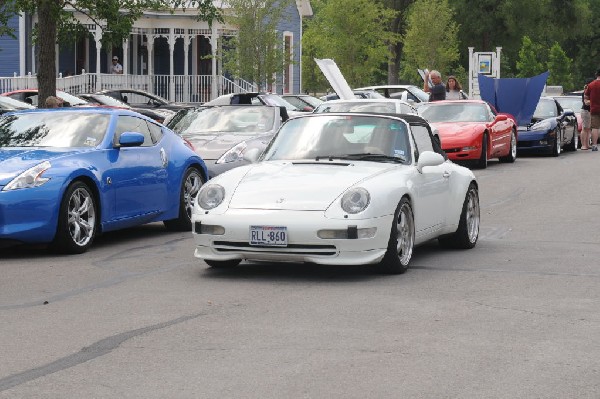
left=112, top=56, right=118, bottom=61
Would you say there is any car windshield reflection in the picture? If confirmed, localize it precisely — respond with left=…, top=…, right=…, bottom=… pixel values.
left=419, top=103, right=490, bottom=123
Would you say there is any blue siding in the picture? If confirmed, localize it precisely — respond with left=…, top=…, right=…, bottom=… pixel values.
left=0, top=15, right=21, bottom=77
left=276, top=1, right=302, bottom=94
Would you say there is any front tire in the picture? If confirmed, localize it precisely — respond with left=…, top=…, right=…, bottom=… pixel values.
left=475, top=133, right=488, bottom=169
left=378, top=198, right=415, bottom=274
left=551, top=127, right=562, bottom=157
left=51, top=181, right=98, bottom=254
left=499, top=130, right=517, bottom=163
left=439, top=183, right=480, bottom=249
left=164, top=167, right=204, bottom=231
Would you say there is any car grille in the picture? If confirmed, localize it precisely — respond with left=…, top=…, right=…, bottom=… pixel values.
left=212, top=241, right=337, bottom=256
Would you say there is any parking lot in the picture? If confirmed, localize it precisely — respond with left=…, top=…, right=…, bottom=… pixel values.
left=1, top=151, right=600, bottom=398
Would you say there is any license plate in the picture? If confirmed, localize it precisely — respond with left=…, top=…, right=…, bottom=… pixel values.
left=249, top=225, right=288, bottom=246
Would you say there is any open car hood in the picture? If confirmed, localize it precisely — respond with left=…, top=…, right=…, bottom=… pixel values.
left=314, top=58, right=356, bottom=101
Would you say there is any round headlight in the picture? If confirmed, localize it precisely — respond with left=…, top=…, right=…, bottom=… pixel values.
left=198, top=184, right=225, bottom=210
left=340, top=188, right=370, bottom=214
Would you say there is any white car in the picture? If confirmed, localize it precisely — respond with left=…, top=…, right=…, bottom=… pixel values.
left=313, top=98, right=418, bottom=115
left=354, top=85, right=431, bottom=105
left=192, top=113, right=480, bottom=274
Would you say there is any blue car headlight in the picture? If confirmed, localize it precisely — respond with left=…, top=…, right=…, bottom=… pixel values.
left=3, top=161, right=52, bottom=191
left=531, top=120, right=552, bottom=131
left=216, top=142, right=248, bottom=164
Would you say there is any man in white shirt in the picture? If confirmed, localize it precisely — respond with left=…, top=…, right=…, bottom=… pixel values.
left=111, top=56, right=123, bottom=74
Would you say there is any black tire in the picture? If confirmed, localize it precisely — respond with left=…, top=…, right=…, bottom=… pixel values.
left=475, top=133, right=488, bottom=169
left=438, top=183, right=480, bottom=249
left=164, top=167, right=204, bottom=231
left=205, top=259, right=241, bottom=268
left=378, top=198, right=414, bottom=274
left=551, top=127, right=562, bottom=157
left=499, top=130, right=517, bottom=163
left=51, top=181, right=98, bottom=254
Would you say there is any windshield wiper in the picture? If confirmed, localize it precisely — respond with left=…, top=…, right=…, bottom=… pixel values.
left=315, top=153, right=406, bottom=163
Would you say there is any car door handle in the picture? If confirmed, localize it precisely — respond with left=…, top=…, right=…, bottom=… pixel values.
left=443, top=171, right=451, bottom=179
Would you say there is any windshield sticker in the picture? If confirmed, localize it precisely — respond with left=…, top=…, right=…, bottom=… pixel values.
left=394, top=149, right=405, bottom=156
left=84, top=137, right=97, bottom=146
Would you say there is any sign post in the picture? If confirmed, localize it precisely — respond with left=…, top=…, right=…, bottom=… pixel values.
left=468, top=47, right=502, bottom=99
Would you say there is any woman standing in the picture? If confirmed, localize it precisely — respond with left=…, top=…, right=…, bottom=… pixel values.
left=445, top=76, right=467, bottom=100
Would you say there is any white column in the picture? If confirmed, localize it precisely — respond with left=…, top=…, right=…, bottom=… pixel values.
left=95, top=30, right=102, bottom=91
left=19, top=15, right=25, bottom=76
left=31, top=44, right=36, bottom=75
left=468, top=47, right=474, bottom=99
left=55, top=44, right=59, bottom=76
left=168, top=29, right=175, bottom=101
left=123, top=37, right=129, bottom=75
left=496, top=47, right=502, bottom=78
left=147, top=35, right=154, bottom=94
left=183, top=35, right=190, bottom=102
left=211, top=26, right=218, bottom=100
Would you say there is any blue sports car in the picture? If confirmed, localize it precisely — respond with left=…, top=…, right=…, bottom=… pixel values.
left=0, top=107, right=208, bottom=253
left=517, top=96, right=578, bottom=156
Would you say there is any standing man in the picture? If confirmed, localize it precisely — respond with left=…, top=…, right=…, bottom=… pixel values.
left=424, top=70, right=446, bottom=101
left=111, top=56, right=123, bottom=74
left=584, top=69, right=600, bottom=151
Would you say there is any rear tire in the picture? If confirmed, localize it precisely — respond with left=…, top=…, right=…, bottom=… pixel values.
left=378, top=198, right=414, bottom=274
left=51, top=181, right=97, bottom=254
left=205, top=259, right=241, bottom=268
left=438, top=183, right=480, bottom=249
left=164, top=167, right=204, bottom=231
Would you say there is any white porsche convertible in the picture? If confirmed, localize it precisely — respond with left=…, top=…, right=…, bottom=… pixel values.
left=192, top=113, right=479, bottom=274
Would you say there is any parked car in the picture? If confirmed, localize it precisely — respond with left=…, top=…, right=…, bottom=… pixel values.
left=96, top=88, right=194, bottom=121
left=553, top=95, right=584, bottom=136
left=166, top=105, right=285, bottom=178
left=516, top=96, right=578, bottom=156
left=354, top=85, right=431, bottom=105
left=0, top=96, right=35, bottom=114
left=78, top=93, right=167, bottom=123
left=205, top=92, right=304, bottom=117
left=1, top=89, right=88, bottom=107
left=313, top=98, right=418, bottom=115
left=319, top=89, right=386, bottom=102
left=0, top=108, right=208, bottom=253
left=281, top=94, right=323, bottom=111
left=191, top=113, right=479, bottom=273
left=417, top=100, right=517, bottom=168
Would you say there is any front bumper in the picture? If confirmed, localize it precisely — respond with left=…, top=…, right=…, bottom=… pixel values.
left=192, top=208, right=394, bottom=266
left=517, top=130, right=555, bottom=153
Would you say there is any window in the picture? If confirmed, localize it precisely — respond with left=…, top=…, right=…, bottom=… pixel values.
left=147, top=121, right=164, bottom=143
left=114, top=115, right=154, bottom=147
left=410, top=124, right=446, bottom=160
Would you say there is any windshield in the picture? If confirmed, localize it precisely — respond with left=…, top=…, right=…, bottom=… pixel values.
left=0, top=96, right=35, bottom=110
left=418, top=103, right=490, bottom=123
left=554, top=96, right=582, bottom=112
left=533, top=99, right=557, bottom=119
left=262, top=114, right=411, bottom=164
left=167, top=106, right=276, bottom=135
left=259, top=94, right=300, bottom=112
left=0, top=112, right=110, bottom=147
left=315, top=100, right=415, bottom=115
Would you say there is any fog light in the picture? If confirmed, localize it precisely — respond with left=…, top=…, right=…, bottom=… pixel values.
left=540, top=140, right=548, bottom=145
left=195, top=222, right=225, bottom=235
left=317, top=227, right=377, bottom=239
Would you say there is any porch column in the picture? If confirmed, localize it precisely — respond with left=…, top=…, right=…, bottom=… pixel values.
left=146, top=34, right=154, bottom=93
left=19, top=14, right=25, bottom=76
left=55, top=44, right=59, bottom=76
left=183, top=34, right=190, bottom=102
left=123, top=37, right=129, bottom=75
left=168, top=29, right=175, bottom=102
left=210, top=26, right=218, bottom=100
left=95, top=31, right=102, bottom=91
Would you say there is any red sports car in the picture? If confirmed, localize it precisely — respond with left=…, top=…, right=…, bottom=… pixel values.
left=418, top=100, right=517, bottom=169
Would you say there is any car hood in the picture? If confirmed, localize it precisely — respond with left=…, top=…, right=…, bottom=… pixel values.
left=228, top=161, right=396, bottom=211
left=431, top=122, right=482, bottom=146
left=184, top=132, right=271, bottom=160
left=0, top=148, right=85, bottom=185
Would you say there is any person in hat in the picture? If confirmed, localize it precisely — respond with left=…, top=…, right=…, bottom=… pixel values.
left=111, top=56, right=123, bottom=74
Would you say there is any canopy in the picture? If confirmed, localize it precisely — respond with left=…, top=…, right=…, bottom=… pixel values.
left=478, top=71, right=549, bottom=126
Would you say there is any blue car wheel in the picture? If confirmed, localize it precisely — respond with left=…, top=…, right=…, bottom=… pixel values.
left=164, top=167, right=204, bottom=231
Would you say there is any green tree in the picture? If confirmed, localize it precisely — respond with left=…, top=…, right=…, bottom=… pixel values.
left=3, top=0, right=221, bottom=107
left=221, top=0, right=291, bottom=91
left=0, top=1, right=18, bottom=38
left=376, top=0, right=415, bottom=84
left=400, top=0, right=459, bottom=84
left=547, top=42, right=573, bottom=91
left=515, top=36, right=545, bottom=78
left=301, top=0, right=398, bottom=91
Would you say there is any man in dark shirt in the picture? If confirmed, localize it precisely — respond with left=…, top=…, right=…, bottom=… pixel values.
left=584, top=69, right=600, bottom=151
left=424, top=70, right=446, bottom=101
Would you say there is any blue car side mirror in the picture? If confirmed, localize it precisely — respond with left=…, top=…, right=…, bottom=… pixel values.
left=118, top=131, right=145, bottom=147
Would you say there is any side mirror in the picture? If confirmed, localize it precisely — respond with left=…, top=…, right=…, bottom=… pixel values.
left=496, top=114, right=508, bottom=121
left=563, top=108, right=575, bottom=117
left=303, top=106, right=314, bottom=112
left=416, top=151, right=444, bottom=173
left=243, top=147, right=262, bottom=163
left=118, top=131, right=145, bottom=147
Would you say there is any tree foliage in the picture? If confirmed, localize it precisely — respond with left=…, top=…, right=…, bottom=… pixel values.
left=221, top=0, right=291, bottom=91
left=547, top=42, right=573, bottom=90
left=400, top=0, right=459, bottom=84
left=301, top=0, right=398, bottom=92
left=515, top=36, right=545, bottom=78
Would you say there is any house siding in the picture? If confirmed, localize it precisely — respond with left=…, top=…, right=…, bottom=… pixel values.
left=276, top=0, right=302, bottom=94
left=0, top=15, right=21, bottom=77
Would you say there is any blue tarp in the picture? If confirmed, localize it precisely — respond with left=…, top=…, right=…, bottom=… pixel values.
left=478, top=72, right=549, bottom=126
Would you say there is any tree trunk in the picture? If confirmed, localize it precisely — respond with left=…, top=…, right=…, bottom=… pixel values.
left=37, top=0, right=58, bottom=108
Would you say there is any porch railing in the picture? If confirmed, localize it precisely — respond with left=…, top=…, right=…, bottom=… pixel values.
left=0, top=72, right=257, bottom=103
